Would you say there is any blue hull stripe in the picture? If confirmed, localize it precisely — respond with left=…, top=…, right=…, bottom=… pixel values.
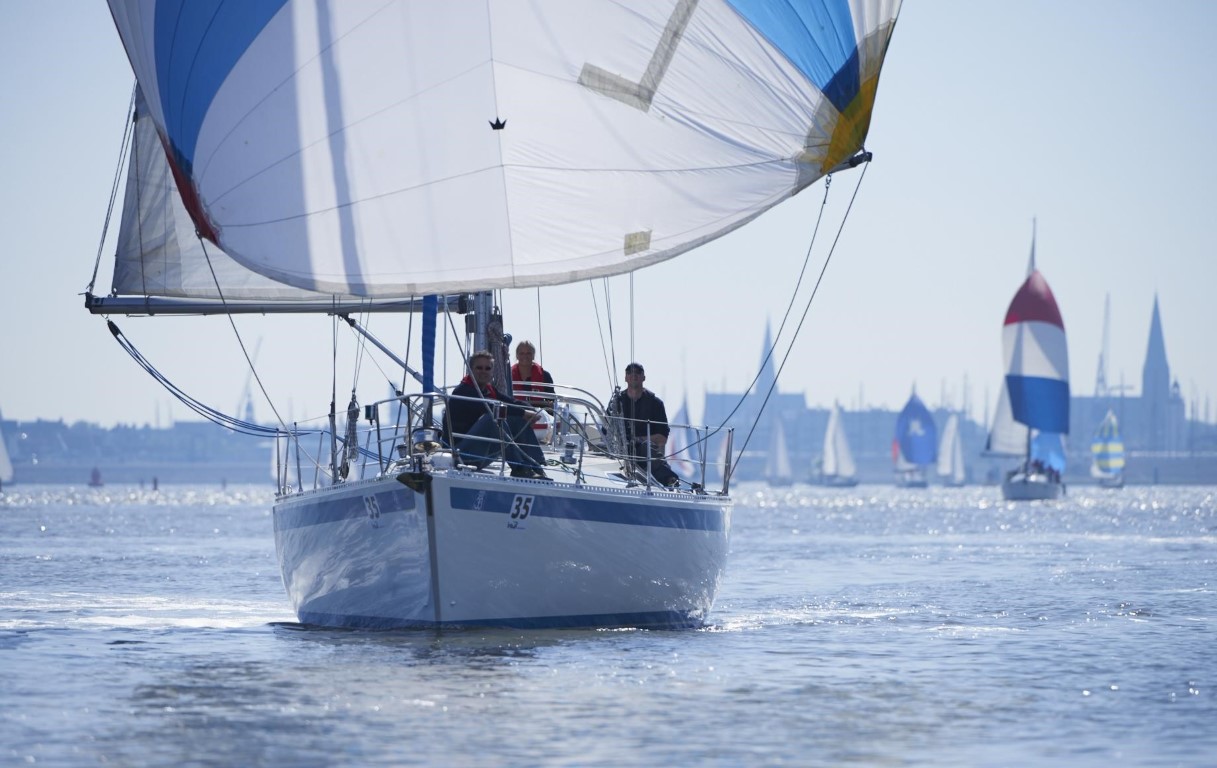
left=274, top=483, right=726, bottom=533
left=274, top=487, right=417, bottom=531
left=448, top=487, right=727, bottom=531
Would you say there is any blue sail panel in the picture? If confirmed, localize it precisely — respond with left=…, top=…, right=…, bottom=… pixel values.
left=725, top=0, right=859, bottom=112
left=895, top=393, right=938, bottom=465
left=152, top=0, right=289, bottom=174
left=1031, top=431, right=1066, bottom=472
left=1005, top=375, right=1070, bottom=433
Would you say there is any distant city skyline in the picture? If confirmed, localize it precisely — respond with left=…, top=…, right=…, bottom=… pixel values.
left=702, top=293, right=1211, bottom=428
left=2, top=2, right=1216, bottom=429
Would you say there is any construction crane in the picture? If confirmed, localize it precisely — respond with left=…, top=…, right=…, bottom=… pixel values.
left=236, top=339, right=263, bottom=424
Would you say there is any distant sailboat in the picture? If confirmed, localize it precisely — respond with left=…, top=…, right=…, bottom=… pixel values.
left=765, top=419, right=793, bottom=487
left=0, top=422, right=14, bottom=490
left=893, top=391, right=937, bottom=488
left=666, top=398, right=697, bottom=480
left=715, top=433, right=734, bottom=487
left=819, top=403, right=859, bottom=487
left=936, top=412, right=966, bottom=487
left=999, top=226, right=1070, bottom=501
left=1090, top=410, right=1125, bottom=488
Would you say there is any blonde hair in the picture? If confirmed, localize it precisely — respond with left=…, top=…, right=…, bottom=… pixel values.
left=515, top=340, right=536, bottom=355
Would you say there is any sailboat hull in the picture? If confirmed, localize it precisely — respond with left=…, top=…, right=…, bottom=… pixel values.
left=1001, top=475, right=1064, bottom=501
left=821, top=475, right=859, bottom=488
left=273, top=469, right=732, bottom=630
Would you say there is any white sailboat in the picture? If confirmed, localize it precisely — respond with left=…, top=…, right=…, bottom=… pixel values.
left=665, top=398, right=699, bottom=484
left=0, top=421, right=14, bottom=490
left=93, top=1, right=902, bottom=629
left=819, top=403, right=859, bottom=487
left=765, top=419, right=793, bottom=487
left=936, top=413, right=966, bottom=487
left=714, top=433, right=735, bottom=488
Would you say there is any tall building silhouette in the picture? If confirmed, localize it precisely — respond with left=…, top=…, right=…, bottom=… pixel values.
left=1073, top=293, right=1188, bottom=456
left=1140, top=295, right=1175, bottom=450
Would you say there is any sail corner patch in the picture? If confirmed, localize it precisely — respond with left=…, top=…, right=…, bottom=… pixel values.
left=624, top=231, right=652, bottom=255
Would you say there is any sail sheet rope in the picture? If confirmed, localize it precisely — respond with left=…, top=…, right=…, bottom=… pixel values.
left=713, top=162, right=872, bottom=478
left=103, top=319, right=390, bottom=477
left=105, top=320, right=288, bottom=438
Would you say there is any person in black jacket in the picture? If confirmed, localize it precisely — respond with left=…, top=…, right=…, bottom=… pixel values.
left=609, top=362, right=680, bottom=488
left=447, top=350, right=549, bottom=479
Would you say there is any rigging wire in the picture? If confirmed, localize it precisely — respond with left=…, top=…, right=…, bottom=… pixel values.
left=666, top=178, right=834, bottom=466
left=444, top=303, right=470, bottom=379
left=604, top=279, right=619, bottom=389
left=104, top=320, right=301, bottom=438
left=87, top=84, right=137, bottom=295
left=198, top=238, right=291, bottom=434
left=87, top=91, right=345, bottom=474
left=727, top=162, right=873, bottom=477
left=588, top=280, right=616, bottom=390
left=403, top=299, right=415, bottom=393
left=534, top=286, right=544, bottom=373
left=348, top=306, right=369, bottom=396
left=93, top=78, right=870, bottom=486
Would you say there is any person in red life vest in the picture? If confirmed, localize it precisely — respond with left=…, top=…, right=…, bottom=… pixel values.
left=447, top=350, right=549, bottom=479
left=510, top=340, right=555, bottom=412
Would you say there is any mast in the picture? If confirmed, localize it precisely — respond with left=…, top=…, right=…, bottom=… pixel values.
left=1095, top=293, right=1110, bottom=396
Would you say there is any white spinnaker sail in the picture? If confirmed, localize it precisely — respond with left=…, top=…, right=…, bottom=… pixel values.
left=985, top=384, right=1027, bottom=458
left=106, top=0, right=902, bottom=298
left=112, top=91, right=344, bottom=302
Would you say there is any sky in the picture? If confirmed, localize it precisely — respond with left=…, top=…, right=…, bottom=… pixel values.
left=2, top=1, right=1216, bottom=432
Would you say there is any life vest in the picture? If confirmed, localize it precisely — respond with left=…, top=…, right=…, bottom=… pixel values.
left=511, top=362, right=550, bottom=407
left=459, top=374, right=498, bottom=399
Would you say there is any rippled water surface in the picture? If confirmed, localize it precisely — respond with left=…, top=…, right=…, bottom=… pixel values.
left=2, top=483, right=1214, bottom=766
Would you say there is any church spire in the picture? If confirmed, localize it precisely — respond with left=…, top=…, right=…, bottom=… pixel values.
left=755, top=319, right=777, bottom=397
left=1142, top=294, right=1169, bottom=403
